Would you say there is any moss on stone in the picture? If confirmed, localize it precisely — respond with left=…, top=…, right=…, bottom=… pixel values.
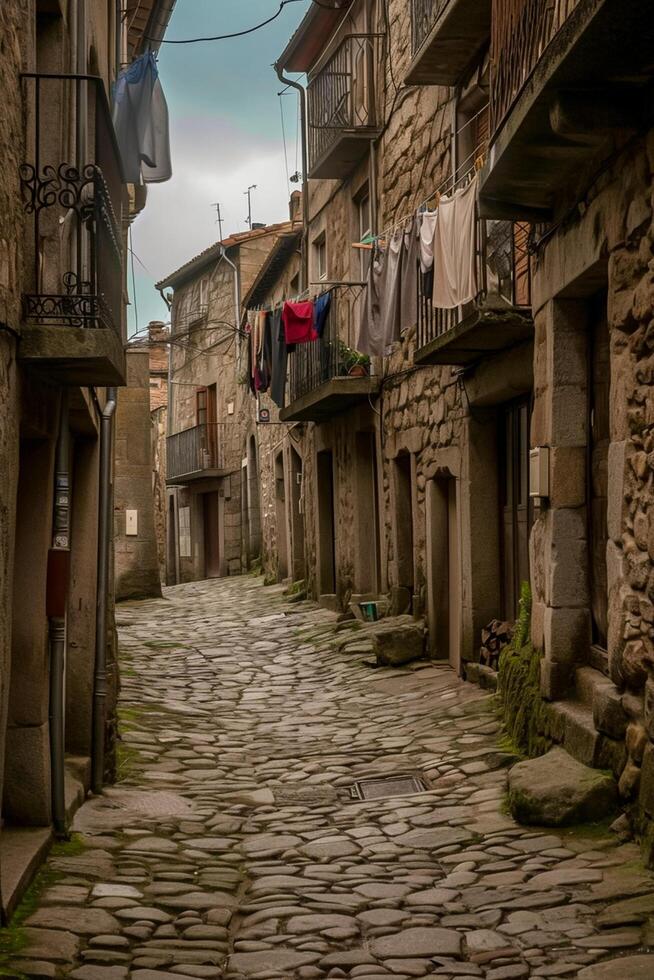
left=498, top=582, right=554, bottom=758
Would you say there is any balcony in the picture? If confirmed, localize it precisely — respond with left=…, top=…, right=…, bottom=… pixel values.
left=415, top=218, right=532, bottom=365
left=279, top=289, right=380, bottom=423
left=18, top=74, right=126, bottom=386
left=480, top=0, right=654, bottom=220
left=308, top=35, right=381, bottom=180
left=166, top=423, right=231, bottom=484
left=406, top=0, right=491, bottom=86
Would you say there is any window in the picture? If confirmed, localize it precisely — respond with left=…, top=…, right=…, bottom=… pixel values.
left=290, top=273, right=300, bottom=297
left=313, top=234, right=327, bottom=281
left=199, top=276, right=209, bottom=310
left=179, top=506, right=191, bottom=558
left=357, top=192, right=371, bottom=280
left=196, top=387, right=208, bottom=426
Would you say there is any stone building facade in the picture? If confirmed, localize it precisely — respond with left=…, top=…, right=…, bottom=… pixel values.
left=0, top=0, right=173, bottom=918
left=149, top=0, right=654, bottom=855
left=255, top=0, right=654, bottom=853
left=157, top=216, right=303, bottom=585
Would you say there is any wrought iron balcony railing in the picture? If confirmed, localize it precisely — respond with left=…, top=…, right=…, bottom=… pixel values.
left=167, top=423, right=228, bottom=483
left=490, top=0, right=582, bottom=134
left=19, top=74, right=125, bottom=334
left=416, top=216, right=531, bottom=356
left=286, top=287, right=369, bottom=405
left=412, top=0, right=450, bottom=53
left=307, top=34, right=380, bottom=175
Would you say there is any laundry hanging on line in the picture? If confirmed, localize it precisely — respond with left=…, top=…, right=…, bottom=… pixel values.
left=112, top=52, right=172, bottom=185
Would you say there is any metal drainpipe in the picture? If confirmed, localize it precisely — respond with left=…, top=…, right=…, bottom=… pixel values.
left=274, top=63, right=309, bottom=292
left=92, top=387, right=117, bottom=794
left=158, top=286, right=179, bottom=583
left=218, top=246, right=241, bottom=336
left=49, top=391, right=71, bottom=837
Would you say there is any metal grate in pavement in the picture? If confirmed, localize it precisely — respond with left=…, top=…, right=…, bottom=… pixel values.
left=349, top=774, right=427, bottom=801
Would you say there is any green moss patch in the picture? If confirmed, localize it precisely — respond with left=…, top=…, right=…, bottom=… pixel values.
left=497, top=583, right=554, bottom=758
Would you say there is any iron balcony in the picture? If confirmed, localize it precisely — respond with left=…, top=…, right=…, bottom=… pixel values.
left=307, top=34, right=382, bottom=180
left=18, top=73, right=127, bottom=386
left=414, top=216, right=533, bottom=366
left=405, top=0, right=491, bottom=86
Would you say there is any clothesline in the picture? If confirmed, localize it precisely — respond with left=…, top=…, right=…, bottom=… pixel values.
left=373, top=144, right=487, bottom=248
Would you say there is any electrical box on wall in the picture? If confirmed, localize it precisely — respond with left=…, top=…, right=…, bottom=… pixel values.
left=126, top=509, right=138, bottom=536
left=529, top=447, right=550, bottom=499
left=227, top=401, right=235, bottom=415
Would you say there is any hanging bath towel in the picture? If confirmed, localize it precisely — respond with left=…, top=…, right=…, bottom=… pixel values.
left=432, top=174, right=478, bottom=309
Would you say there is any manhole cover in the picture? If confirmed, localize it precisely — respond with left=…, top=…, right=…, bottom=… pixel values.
left=349, top=775, right=427, bottom=801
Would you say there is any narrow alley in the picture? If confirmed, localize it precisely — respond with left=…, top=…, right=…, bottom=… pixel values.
left=6, top=578, right=654, bottom=980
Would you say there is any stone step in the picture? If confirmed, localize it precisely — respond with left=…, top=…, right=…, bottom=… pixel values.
left=575, top=665, right=611, bottom=708
left=551, top=698, right=601, bottom=768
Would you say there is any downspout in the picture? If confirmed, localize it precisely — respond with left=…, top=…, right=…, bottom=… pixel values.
left=158, top=286, right=178, bottom=584
left=274, top=62, right=309, bottom=292
left=48, top=392, right=71, bottom=837
left=218, top=246, right=241, bottom=336
left=92, top=387, right=117, bottom=794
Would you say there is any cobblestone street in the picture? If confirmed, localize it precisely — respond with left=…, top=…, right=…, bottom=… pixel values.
left=7, top=578, right=654, bottom=979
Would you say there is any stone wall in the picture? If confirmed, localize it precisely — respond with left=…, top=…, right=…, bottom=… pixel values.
left=114, top=350, right=162, bottom=600
left=525, top=128, right=654, bottom=854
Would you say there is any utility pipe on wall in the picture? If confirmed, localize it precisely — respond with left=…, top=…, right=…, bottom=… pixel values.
left=92, top=387, right=116, bottom=794
left=274, top=63, right=309, bottom=292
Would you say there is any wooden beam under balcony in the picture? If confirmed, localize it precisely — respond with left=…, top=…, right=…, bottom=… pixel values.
left=480, top=0, right=654, bottom=220
left=18, top=323, right=126, bottom=386
left=405, top=0, right=491, bottom=87
left=279, top=377, right=381, bottom=424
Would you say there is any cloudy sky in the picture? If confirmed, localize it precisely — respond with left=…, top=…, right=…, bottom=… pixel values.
left=128, top=0, right=310, bottom=334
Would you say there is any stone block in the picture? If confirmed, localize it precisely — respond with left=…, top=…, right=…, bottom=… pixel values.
left=646, top=679, right=654, bottom=740
left=540, top=659, right=573, bottom=701
left=544, top=605, right=590, bottom=665
left=638, top=742, right=654, bottom=817
left=548, top=508, right=588, bottom=608
left=593, top=682, right=629, bottom=739
left=626, top=721, right=648, bottom=764
left=549, top=446, right=586, bottom=508
left=531, top=599, right=546, bottom=649
left=607, top=441, right=627, bottom=543
left=3, top=724, right=51, bottom=825
left=372, top=620, right=424, bottom=667
left=508, top=747, right=617, bottom=826
left=550, top=384, right=587, bottom=447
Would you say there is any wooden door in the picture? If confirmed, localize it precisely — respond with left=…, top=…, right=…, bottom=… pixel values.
left=500, top=398, right=532, bottom=621
left=447, top=479, right=461, bottom=673
left=589, top=296, right=610, bottom=648
left=317, top=450, right=336, bottom=595
left=203, top=491, right=220, bottom=579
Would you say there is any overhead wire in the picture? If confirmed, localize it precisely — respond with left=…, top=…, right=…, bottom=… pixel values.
left=149, top=0, right=307, bottom=45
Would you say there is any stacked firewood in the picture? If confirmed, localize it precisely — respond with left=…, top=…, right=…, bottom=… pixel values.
left=479, top=619, right=513, bottom=671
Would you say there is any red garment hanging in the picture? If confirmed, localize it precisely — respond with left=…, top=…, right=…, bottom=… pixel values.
left=282, top=300, right=317, bottom=345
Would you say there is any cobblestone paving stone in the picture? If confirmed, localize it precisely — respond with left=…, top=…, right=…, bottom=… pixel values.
left=7, top=577, right=654, bottom=979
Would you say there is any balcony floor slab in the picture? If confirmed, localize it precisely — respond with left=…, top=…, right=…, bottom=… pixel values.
left=415, top=308, right=533, bottom=366
left=18, top=323, right=126, bottom=386
left=279, top=377, right=381, bottom=423
left=480, top=0, right=653, bottom=220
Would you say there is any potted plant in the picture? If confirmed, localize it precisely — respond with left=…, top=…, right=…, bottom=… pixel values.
left=338, top=340, right=370, bottom=377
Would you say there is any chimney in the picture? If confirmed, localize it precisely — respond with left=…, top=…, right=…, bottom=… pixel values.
left=148, top=320, right=168, bottom=343
left=289, top=191, right=303, bottom=223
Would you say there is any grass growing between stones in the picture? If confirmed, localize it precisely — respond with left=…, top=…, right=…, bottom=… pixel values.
left=0, top=834, right=86, bottom=976
left=498, top=582, right=555, bottom=758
